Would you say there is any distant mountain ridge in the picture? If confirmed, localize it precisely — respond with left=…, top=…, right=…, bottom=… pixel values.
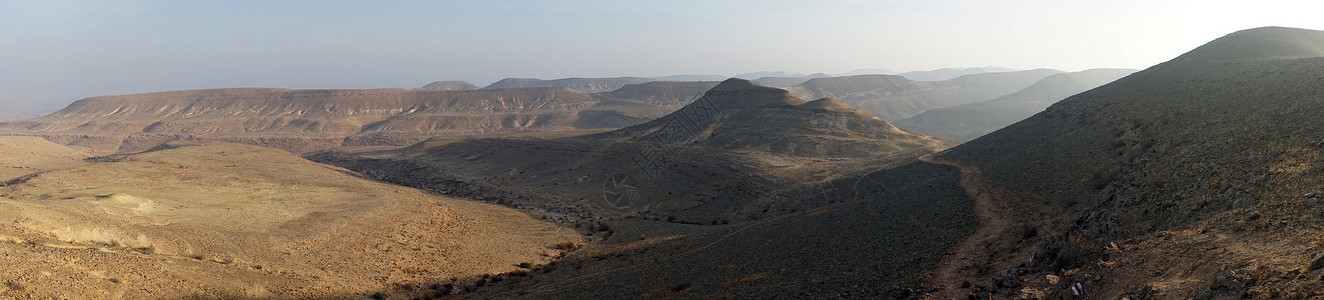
left=786, top=69, right=1063, bottom=121
left=898, top=66, right=1019, bottom=81
left=483, top=77, right=657, bottom=93
left=894, top=68, right=1136, bottom=141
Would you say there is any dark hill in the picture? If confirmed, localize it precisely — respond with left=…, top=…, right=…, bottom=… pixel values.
left=597, top=79, right=929, bottom=157
left=935, top=26, right=1324, bottom=297
left=483, top=77, right=657, bottom=93
left=894, top=68, right=1136, bottom=141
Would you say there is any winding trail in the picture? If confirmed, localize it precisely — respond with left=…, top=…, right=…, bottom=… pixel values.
left=917, top=153, right=1014, bottom=298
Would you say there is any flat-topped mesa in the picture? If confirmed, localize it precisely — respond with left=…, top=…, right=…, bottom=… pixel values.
left=415, top=80, right=479, bottom=90
left=799, top=98, right=878, bottom=119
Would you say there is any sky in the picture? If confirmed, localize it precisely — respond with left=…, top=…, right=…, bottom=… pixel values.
left=3, top=0, right=1324, bottom=111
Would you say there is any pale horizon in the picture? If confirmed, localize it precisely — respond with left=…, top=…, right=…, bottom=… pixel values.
left=4, top=0, right=1324, bottom=110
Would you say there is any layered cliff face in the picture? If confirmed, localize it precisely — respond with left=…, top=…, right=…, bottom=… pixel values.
left=483, top=77, right=657, bottom=93
left=933, top=27, right=1324, bottom=297
left=785, top=69, right=1063, bottom=121
left=0, top=87, right=685, bottom=153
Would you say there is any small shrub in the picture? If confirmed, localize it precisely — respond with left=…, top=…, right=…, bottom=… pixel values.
left=552, top=242, right=581, bottom=251
left=5, top=280, right=23, bottom=291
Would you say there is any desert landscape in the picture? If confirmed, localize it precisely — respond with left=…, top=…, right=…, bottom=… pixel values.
left=3, top=1, right=1323, bottom=299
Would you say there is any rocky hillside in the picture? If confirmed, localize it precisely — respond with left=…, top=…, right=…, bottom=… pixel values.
left=936, top=26, right=1324, bottom=298
left=786, top=69, right=1062, bottom=121
left=894, top=68, right=1136, bottom=142
left=415, top=80, right=479, bottom=90
left=0, top=87, right=690, bottom=153
left=483, top=77, right=657, bottom=93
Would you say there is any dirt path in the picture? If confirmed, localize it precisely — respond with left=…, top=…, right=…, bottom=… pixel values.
left=918, top=153, right=1014, bottom=298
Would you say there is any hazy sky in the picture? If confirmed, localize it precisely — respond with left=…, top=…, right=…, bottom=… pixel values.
left=3, top=0, right=1324, bottom=110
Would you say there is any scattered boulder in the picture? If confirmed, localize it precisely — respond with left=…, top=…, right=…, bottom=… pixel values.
left=1194, top=270, right=1254, bottom=300
left=1118, top=285, right=1157, bottom=300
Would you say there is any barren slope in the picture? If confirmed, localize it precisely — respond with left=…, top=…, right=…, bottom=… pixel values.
left=0, top=136, right=98, bottom=181
left=894, top=68, right=1136, bottom=142
left=934, top=26, right=1324, bottom=298
left=0, top=141, right=580, bottom=299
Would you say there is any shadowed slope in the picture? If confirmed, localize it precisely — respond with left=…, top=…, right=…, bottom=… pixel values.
left=935, top=26, right=1324, bottom=298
